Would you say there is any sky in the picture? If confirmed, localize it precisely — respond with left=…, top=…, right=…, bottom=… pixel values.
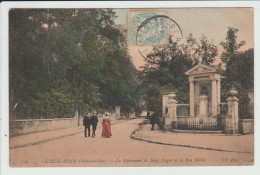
left=113, top=8, right=254, bottom=69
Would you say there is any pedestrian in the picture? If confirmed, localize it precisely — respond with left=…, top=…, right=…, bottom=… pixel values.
left=101, top=118, right=112, bottom=138
left=83, top=112, right=91, bottom=137
left=149, top=112, right=157, bottom=130
left=90, top=111, right=99, bottom=138
left=146, top=112, right=150, bottom=119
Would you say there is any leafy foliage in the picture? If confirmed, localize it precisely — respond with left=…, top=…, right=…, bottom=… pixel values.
left=220, top=27, right=246, bottom=63
left=219, top=28, right=253, bottom=102
left=140, top=34, right=219, bottom=112
left=9, top=9, right=140, bottom=119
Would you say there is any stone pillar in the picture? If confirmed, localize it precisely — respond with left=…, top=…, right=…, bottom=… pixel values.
left=195, top=82, right=200, bottom=114
left=162, top=95, right=169, bottom=117
left=165, top=92, right=177, bottom=127
left=115, top=105, right=120, bottom=119
left=199, top=94, right=208, bottom=117
left=189, top=77, right=195, bottom=117
left=194, top=82, right=199, bottom=104
left=217, top=79, right=221, bottom=104
left=225, top=88, right=239, bottom=134
left=211, top=79, right=217, bottom=116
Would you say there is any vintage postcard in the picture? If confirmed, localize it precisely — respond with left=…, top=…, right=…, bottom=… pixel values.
left=1, top=1, right=260, bottom=175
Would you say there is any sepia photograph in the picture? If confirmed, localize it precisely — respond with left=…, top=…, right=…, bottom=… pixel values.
left=1, top=2, right=258, bottom=173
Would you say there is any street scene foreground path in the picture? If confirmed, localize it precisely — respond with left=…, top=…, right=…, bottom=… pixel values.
left=9, top=118, right=253, bottom=167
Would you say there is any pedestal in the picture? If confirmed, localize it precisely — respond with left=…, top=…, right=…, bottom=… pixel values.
left=198, top=94, right=208, bottom=118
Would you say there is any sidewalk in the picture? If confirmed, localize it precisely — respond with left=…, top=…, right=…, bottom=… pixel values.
left=9, top=118, right=129, bottom=149
left=10, top=118, right=254, bottom=155
left=132, top=120, right=254, bottom=154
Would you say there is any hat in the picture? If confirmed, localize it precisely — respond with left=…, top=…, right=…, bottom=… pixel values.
left=93, top=111, right=97, bottom=114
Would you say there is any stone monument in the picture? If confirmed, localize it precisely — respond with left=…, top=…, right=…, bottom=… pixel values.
left=185, top=63, right=223, bottom=118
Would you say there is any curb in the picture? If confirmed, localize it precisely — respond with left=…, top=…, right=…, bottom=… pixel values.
left=130, top=120, right=253, bottom=154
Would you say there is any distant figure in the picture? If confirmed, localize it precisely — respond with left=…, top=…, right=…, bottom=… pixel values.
left=101, top=118, right=112, bottom=138
left=146, top=112, right=150, bottom=119
left=149, top=112, right=158, bottom=130
left=83, top=113, right=91, bottom=137
left=90, top=111, right=99, bottom=138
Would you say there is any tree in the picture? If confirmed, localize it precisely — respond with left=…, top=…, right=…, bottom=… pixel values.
left=220, top=27, right=253, bottom=101
left=196, top=35, right=218, bottom=65
left=140, top=34, right=218, bottom=112
left=221, top=49, right=254, bottom=101
left=220, top=27, right=246, bottom=64
left=9, top=9, right=105, bottom=118
left=9, top=9, right=140, bottom=119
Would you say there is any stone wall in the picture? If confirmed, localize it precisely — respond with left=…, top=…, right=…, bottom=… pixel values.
left=9, top=117, right=81, bottom=137
left=239, top=119, right=254, bottom=134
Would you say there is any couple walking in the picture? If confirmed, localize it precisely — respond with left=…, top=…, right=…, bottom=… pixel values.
left=83, top=112, right=98, bottom=138
left=83, top=112, right=112, bottom=138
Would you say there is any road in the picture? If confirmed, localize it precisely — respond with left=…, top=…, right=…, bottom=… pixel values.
left=9, top=118, right=253, bottom=167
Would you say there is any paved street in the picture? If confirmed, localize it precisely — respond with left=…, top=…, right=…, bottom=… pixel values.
left=9, top=118, right=253, bottom=167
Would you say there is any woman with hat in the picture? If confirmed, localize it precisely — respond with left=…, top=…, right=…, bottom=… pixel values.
left=101, top=118, right=112, bottom=138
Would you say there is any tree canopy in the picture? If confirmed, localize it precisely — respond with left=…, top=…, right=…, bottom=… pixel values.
left=9, top=9, right=140, bottom=119
left=140, top=34, right=219, bottom=112
left=9, top=9, right=254, bottom=119
left=220, top=27, right=253, bottom=101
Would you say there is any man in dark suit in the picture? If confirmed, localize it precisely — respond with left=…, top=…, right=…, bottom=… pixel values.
left=83, top=113, right=91, bottom=137
left=90, top=111, right=99, bottom=138
left=149, top=112, right=158, bottom=130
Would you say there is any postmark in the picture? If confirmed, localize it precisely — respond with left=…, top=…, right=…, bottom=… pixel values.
left=128, top=10, right=183, bottom=58
left=128, top=11, right=169, bottom=45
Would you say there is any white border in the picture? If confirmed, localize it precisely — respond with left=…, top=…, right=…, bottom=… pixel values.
left=1, top=1, right=260, bottom=175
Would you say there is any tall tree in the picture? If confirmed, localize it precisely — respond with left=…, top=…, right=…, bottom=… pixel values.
left=9, top=9, right=140, bottom=118
left=220, top=27, right=253, bottom=101
left=220, top=27, right=246, bottom=64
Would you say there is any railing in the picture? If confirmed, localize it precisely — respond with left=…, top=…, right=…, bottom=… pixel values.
left=177, top=120, right=226, bottom=130
left=239, top=100, right=251, bottom=119
left=176, top=104, right=190, bottom=117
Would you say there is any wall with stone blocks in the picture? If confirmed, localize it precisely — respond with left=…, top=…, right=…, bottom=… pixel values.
left=239, top=119, right=254, bottom=134
left=9, top=117, right=82, bottom=137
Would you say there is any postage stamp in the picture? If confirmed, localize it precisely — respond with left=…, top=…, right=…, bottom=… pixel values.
left=128, top=10, right=183, bottom=46
left=128, top=10, right=169, bottom=45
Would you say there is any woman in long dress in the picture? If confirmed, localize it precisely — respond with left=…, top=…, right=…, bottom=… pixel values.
left=101, top=118, right=112, bottom=138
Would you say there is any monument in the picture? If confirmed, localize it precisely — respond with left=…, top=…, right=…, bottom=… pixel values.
left=184, top=63, right=223, bottom=118
left=162, top=63, right=224, bottom=128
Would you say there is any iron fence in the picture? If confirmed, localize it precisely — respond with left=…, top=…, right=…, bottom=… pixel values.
left=177, top=120, right=226, bottom=131
left=239, top=100, right=251, bottom=119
